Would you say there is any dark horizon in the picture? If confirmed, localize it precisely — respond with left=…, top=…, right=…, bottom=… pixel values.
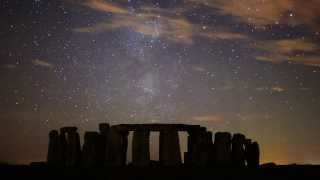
left=1, top=0, right=320, bottom=165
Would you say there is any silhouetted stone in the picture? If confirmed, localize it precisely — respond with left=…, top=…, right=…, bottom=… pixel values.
left=205, top=131, right=213, bottom=145
left=58, top=128, right=68, bottom=166
left=186, top=128, right=209, bottom=166
left=82, top=132, right=99, bottom=168
left=249, top=141, right=260, bottom=167
left=206, top=134, right=216, bottom=166
left=200, top=131, right=213, bottom=165
left=106, top=127, right=129, bottom=166
left=56, top=127, right=81, bottom=168
left=159, top=129, right=181, bottom=166
left=188, top=129, right=208, bottom=166
left=195, top=130, right=213, bottom=166
left=47, top=130, right=60, bottom=167
left=213, top=132, right=232, bottom=165
left=244, top=138, right=252, bottom=166
left=185, top=129, right=199, bottom=165
left=132, top=130, right=150, bottom=166
left=65, top=130, right=81, bottom=168
left=46, top=123, right=261, bottom=169
left=98, top=123, right=110, bottom=166
left=119, top=130, right=129, bottom=166
left=184, top=135, right=194, bottom=165
left=184, top=151, right=191, bottom=165
left=232, top=133, right=246, bottom=166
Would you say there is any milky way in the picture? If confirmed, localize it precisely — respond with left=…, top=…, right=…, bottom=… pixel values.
left=1, top=0, right=320, bottom=164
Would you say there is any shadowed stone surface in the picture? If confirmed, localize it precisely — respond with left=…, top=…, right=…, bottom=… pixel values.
left=132, top=130, right=150, bottom=166
left=185, top=134, right=195, bottom=165
left=249, top=142, right=260, bottom=167
left=82, top=132, right=99, bottom=168
left=47, top=130, right=60, bottom=166
left=199, top=131, right=213, bottom=166
left=57, top=127, right=80, bottom=167
left=232, top=133, right=246, bottom=166
left=106, top=127, right=129, bottom=166
left=214, top=132, right=232, bottom=165
left=187, top=129, right=212, bottom=166
left=98, top=123, right=110, bottom=166
left=58, top=128, right=67, bottom=166
left=159, top=130, right=181, bottom=166
left=244, top=138, right=252, bottom=166
left=65, top=130, right=81, bottom=168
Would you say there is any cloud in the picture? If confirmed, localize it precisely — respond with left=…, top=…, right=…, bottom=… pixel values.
left=190, top=0, right=320, bottom=30
left=81, top=0, right=129, bottom=14
left=256, top=39, right=318, bottom=54
left=255, top=86, right=286, bottom=93
left=276, top=39, right=318, bottom=53
left=191, top=115, right=224, bottom=123
left=198, top=28, right=249, bottom=40
left=189, top=0, right=287, bottom=25
left=254, top=39, right=320, bottom=67
left=74, top=0, right=249, bottom=44
left=189, top=112, right=269, bottom=125
left=74, top=4, right=194, bottom=43
left=235, top=113, right=271, bottom=121
left=256, top=86, right=314, bottom=92
left=271, top=86, right=286, bottom=93
left=74, top=0, right=319, bottom=67
left=288, top=56, right=320, bottom=68
left=192, top=66, right=206, bottom=72
left=32, top=59, right=54, bottom=69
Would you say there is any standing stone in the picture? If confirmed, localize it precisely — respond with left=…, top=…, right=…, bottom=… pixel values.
left=65, top=130, right=81, bottom=168
left=82, top=132, right=99, bottom=168
left=119, top=130, right=129, bottom=166
left=232, top=133, right=246, bottom=166
left=194, top=130, right=212, bottom=166
left=47, top=130, right=60, bottom=167
left=58, top=127, right=79, bottom=167
left=98, top=123, right=110, bottom=166
left=202, top=131, right=213, bottom=165
left=58, top=127, right=80, bottom=168
left=186, top=129, right=200, bottom=165
left=184, top=151, right=191, bottom=165
left=248, top=141, right=260, bottom=167
left=213, top=132, right=232, bottom=166
left=106, top=127, right=128, bottom=166
left=201, top=131, right=213, bottom=165
left=186, top=128, right=208, bottom=166
left=205, top=131, right=213, bottom=145
left=159, top=130, right=181, bottom=166
left=132, top=130, right=150, bottom=166
left=105, top=127, right=119, bottom=165
left=244, top=138, right=252, bottom=166
left=58, top=128, right=68, bottom=166
left=185, top=134, right=195, bottom=165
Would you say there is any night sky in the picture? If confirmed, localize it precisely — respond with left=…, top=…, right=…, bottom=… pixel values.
left=1, top=0, right=320, bottom=165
